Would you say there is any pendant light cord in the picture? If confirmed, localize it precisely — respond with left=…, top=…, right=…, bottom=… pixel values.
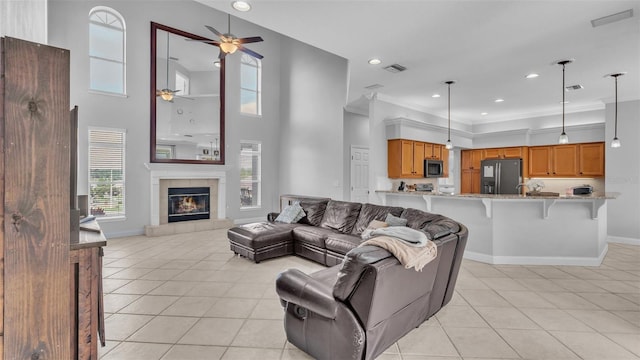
left=448, top=82, right=451, bottom=141
left=614, top=75, right=618, bottom=138
left=166, top=32, right=170, bottom=88
left=562, top=63, right=565, bottom=134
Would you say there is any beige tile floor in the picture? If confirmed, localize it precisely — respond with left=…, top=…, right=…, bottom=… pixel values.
left=99, top=229, right=640, bottom=359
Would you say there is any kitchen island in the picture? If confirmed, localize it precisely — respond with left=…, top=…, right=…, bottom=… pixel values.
left=376, top=190, right=618, bottom=266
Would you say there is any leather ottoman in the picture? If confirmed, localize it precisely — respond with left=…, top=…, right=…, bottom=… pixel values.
left=227, top=222, right=296, bottom=263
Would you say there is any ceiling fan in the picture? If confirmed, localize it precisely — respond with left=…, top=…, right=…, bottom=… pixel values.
left=197, top=14, right=264, bottom=60
left=156, top=31, right=180, bottom=102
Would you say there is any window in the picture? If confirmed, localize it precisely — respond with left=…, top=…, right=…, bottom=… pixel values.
left=175, top=70, right=189, bottom=96
left=89, top=7, right=126, bottom=94
left=240, top=141, right=261, bottom=208
left=240, top=54, right=261, bottom=115
left=89, top=128, right=126, bottom=217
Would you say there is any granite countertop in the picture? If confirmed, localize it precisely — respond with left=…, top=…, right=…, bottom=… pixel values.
left=375, top=190, right=618, bottom=200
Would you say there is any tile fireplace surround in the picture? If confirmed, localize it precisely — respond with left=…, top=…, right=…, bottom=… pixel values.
left=145, top=167, right=232, bottom=236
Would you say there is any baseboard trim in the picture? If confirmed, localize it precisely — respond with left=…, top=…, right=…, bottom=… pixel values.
left=607, top=236, right=640, bottom=246
left=102, top=228, right=145, bottom=239
left=463, top=245, right=608, bottom=267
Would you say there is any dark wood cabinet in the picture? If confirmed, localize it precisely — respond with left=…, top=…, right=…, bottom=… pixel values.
left=1, top=36, right=72, bottom=359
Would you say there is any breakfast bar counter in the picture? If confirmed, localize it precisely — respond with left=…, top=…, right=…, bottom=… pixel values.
left=376, top=190, right=618, bottom=266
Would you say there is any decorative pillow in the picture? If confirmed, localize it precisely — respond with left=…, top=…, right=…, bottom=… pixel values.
left=360, top=219, right=388, bottom=240
left=275, top=202, right=306, bottom=224
left=385, top=213, right=408, bottom=227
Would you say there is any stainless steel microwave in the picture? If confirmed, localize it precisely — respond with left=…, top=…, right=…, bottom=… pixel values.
left=424, top=159, right=444, bottom=177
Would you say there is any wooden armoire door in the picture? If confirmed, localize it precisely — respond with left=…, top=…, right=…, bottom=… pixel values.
left=1, top=37, right=71, bottom=359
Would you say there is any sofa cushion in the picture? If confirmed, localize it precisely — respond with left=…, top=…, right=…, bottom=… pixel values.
left=325, top=233, right=362, bottom=255
left=228, top=222, right=295, bottom=248
left=400, top=208, right=461, bottom=240
left=320, top=200, right=362, bottom=234
left=298, top=200, right=329, bottom=227
left=292, top=226, right=337, bottom=248
left=351, top=203, right=404, bottom=235
left=384, top=213, right=408, bottom=227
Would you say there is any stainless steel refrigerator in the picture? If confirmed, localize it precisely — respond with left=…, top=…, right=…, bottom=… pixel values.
left=480, top=158, right=522, bottom=194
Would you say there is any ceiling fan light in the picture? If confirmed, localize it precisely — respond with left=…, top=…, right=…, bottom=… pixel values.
left=220, top=42, right=238, bottom=54
left=159, top=90, right=174, bottom=102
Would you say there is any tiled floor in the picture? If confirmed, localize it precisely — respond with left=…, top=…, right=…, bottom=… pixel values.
left=99, top=229, right=640, bottom=359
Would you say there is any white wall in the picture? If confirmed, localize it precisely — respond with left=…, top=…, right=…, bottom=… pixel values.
left=1, top=0, right=47, bottom=44
left=605, top=100, right=640, bottom=243
left=46, top=0, right=347, bottom=236
left=278, top=39, right=349, bottom=200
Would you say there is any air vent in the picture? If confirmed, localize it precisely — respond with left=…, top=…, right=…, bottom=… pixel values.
left=364, top=84, right=384, bottom=90
left=565, top=84, right=584, bottom=91
left=383, top=64, right=407, bottom=73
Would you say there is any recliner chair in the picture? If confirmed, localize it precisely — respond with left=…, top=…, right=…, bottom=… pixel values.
left=275, top=224, right=468, bottom=360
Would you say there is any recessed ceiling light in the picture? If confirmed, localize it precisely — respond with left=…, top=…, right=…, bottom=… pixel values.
left=494, top=98, right=505, bottom=103
left=525, top=73, right=539, bottom=79
left=432, top=94, right=441, bottom=98
left=368, top=58, right=381, bottom=65
left=232, top=1, right=251, bottom=12
left=481, top=112, right=488, bottom=116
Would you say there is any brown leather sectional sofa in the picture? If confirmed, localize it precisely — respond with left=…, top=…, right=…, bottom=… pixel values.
left=227, top=196, right=468, bottom=360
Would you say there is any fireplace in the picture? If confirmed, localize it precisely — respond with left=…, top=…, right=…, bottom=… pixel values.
left=168, top=187, right=210, bottom=223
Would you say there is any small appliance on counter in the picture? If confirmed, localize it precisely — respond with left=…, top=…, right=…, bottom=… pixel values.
left=569, top=185, right=593, bottom=195
left=415, top=183, right=434, bottom=192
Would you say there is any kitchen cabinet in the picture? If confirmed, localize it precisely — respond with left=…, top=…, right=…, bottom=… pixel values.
left=424, top=143, right=443, bottom=160
left=528, top=142, right=604, bottom=177
left=388, top=139, right=449, bottom=179
left=578, top=142, right=605, bottom=176
left=388, top=139, right=425, bottom=178
left=461, top=169, right=481, bottom=194
left=483, top=146, right=525, bottom=159
left=460, top=149, right=483, bottom=193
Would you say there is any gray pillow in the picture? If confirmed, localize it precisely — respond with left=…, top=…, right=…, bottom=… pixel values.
left=275, top=202, right=306, bottom=224
left=385, top=213, right=408, bottom=227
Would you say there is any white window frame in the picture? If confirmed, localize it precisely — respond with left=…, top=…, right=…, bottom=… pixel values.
left=240, top=54, right=262, bottom=116
left=88, top=127, right=126, bottom=219
left=89, top=6, right=126, bottom=96
left=240, top=141, right=262, bottom=209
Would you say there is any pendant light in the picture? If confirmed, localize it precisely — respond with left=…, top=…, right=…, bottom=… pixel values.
left=606, top=72, right=626, bottom=148
left=444, top=80, right=456, bottom=150
left=556, top=59, right=572, bottom=144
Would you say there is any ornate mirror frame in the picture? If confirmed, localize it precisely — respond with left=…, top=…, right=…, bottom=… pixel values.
left=150, top=22, right=225, bottom=164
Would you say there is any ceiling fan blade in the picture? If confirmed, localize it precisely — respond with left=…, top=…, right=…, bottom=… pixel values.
left=205, top=25, right=223, bottom=38
left=236, top=36, right=263, bottom=44
left=238, top=45, right=264, bottom=59
left=186, top=39, right=221, bottom=45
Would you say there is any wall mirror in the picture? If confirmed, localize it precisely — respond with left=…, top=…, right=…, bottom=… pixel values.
left=151, top=22, right=225, bottom=164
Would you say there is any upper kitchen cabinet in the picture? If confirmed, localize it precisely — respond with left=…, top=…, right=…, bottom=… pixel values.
left=528, top=142, right=604, bottom=178
left=578, top=142, right=605, bottom=177
left=461, top=149, right=483, bottom=170
left=388, top=139, right=424, bottom=178
left=388, top=139, right=449, bottom=179
left=424, top=143, right=443, bottom=160
left=482, top=146, right=526, bottom=159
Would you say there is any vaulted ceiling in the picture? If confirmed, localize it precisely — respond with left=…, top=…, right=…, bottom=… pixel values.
left=197, top=0, right=639, bottom=124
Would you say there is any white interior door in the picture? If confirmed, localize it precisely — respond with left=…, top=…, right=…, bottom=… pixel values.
left=350, top=146, right=369, bottom=202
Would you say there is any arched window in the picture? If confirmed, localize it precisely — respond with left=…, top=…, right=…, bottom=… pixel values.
left=240, top=54, right=261, bottom=115
left=89, top=7, right=126, bottom=95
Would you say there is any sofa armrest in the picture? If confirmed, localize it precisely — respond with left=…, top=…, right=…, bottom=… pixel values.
left=267, top=212, right=280, bottom=222
left=276, top=269, right=339, bottom=319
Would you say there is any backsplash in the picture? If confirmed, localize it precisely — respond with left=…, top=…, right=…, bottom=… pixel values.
left=525, top=178, right=605, bottom=194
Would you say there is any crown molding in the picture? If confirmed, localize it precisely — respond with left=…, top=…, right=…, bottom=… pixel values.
left=384, top=117, right=472, bottom=137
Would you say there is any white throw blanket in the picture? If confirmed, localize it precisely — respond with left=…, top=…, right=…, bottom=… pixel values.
left=360, top=226, right=437, bottom=271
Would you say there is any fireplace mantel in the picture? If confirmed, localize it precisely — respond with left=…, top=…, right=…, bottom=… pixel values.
left=145, top=164, right=230, bottom=235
